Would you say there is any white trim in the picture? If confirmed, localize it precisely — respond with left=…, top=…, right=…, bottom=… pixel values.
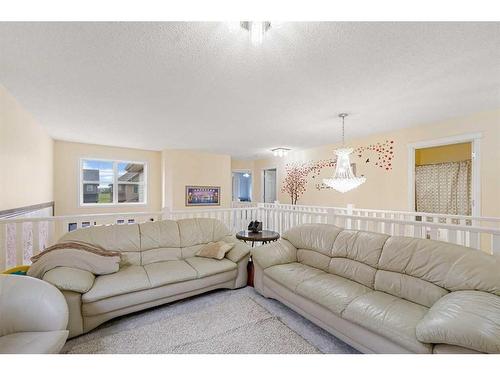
left=407, top=132, right=482, bottom=216
left=79, top=157, right=148, bottom=207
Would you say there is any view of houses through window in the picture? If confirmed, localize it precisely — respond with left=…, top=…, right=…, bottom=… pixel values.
left=81, top=159, right=146, bottom=205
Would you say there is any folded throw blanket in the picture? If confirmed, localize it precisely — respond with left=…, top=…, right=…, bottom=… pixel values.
left=27, top=241, right=121, bottom=279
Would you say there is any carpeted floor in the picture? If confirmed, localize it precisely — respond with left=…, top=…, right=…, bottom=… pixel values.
left=62, top=287, right=359, bottom=354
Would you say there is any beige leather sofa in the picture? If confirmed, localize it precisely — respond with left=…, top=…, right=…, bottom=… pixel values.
left=0, top=274, right=69, bottom=353
left=41, top=218, right=250, bottom=338
left=252, top=224, right=500, bottom=354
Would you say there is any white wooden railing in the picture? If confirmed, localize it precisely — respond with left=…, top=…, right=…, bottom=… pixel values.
left=0, top=211, right=162, bottom=271
left=2, top=203, right=499, bottom=270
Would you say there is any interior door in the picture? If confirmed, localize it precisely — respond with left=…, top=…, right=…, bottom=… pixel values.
left=263, top=168, right=277, bottom=203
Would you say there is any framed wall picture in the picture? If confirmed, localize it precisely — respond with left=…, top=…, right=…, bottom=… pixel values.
left=185, top=185, right=221, bottom=206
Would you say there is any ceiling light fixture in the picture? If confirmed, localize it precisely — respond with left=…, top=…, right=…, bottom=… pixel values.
left=322, top=114, right=366, bottom=193
left=240, top=22, right=271, bottom=46
left=272, top=148, right=290, bottom=157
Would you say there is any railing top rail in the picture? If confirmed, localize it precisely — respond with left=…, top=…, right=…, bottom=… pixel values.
left=170, top=207, right=258, bottom=215
left=259, top=203, right=500, bottom=222
left=0, top=211, right=163, bottom=224
left=334, top=213, right=500, bottom=235
left=350, top=208, right=500, bottom=222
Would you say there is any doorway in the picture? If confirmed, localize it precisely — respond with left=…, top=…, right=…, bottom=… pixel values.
left=408, top=133, right=481, bottom=216
left=262, top=168, right=277, bottom=203
left=232, top=171, right=252, bottom=202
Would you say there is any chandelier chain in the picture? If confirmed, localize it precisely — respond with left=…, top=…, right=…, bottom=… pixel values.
left=342, top=116, right=345, bottom=145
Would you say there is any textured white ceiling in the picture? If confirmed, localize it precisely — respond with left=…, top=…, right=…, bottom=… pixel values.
left=0, top=22, right=499, bottom=159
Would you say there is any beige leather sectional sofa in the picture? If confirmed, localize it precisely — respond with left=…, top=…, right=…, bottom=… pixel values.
left=0, top=274, right=69, bottom=353
left=252, top=223, right=500, bottom=354
left=41, top=218, right=250, bottom=338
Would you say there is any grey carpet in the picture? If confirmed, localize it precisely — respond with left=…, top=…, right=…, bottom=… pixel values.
left=62, top=287, right=358, bottom=354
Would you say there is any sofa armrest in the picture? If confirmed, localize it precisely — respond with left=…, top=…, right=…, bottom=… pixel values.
left=416, top=290, right=500, bottom=353
left=222, top=235, right=251, bottom=263
left=43, top=267, right=95, bottom=294
left=251, top=239, right=297, bottom=270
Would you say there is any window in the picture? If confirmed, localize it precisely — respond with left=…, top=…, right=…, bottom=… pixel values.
left=80, top=159, right=147, bottom=205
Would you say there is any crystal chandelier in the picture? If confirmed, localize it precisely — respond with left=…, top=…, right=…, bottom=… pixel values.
left=322, top=114, right=366, bottom=193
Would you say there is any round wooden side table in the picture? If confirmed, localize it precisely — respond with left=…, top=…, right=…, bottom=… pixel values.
left=236, top=230, right=280, bottom=287
left=235, top=230, right=280, bottom=247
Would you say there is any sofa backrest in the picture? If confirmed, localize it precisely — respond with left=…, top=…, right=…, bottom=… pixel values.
left=282, top=224, right=500, bottom=307
left=59, top=218, right=231, bottom=265
left=282, top=224, right=388, bottom=289
left=60, top=223, right=142, bottom=266
left=379, top=236, right=500, bottom=300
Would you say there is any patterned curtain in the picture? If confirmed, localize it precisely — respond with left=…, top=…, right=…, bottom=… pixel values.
left=415, top=160, right=471, bottom=215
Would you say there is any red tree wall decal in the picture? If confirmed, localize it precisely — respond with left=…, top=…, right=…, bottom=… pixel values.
left=281, top=140, right=395, bottom=203
left=281, top=163, right=311, bottom=205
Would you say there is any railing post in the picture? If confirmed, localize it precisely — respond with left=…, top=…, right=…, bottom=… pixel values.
left=491, top=235, right=500, bottom=255
left=162, top=207, right=171, bottom=220
left=0, top=223, right=5, bottom=271
left=326, top=208, right=335, bottom=225
left=346, top=203, right=354, bottom=215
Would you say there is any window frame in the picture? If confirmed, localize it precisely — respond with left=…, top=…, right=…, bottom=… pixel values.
left=79, top=157, right=148, bottom=207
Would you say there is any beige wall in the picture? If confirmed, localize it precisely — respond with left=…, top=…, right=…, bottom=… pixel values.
left=415, top=142, right=471, bottom=165
left=0, top=85, right=54, bottom=211
left=251, top=109, right=500, bottom=217
left=231, top=159, right=255, bottom=171
left=54, top=141, right=162, bottom=215
left=162, top=149, right=232, bottom=210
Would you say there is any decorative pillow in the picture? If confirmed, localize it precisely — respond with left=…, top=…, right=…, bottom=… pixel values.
left=196, top=241, right=234, bottom=260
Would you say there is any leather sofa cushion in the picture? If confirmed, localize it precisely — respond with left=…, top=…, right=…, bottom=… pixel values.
left=0, top=275, right=68, bottom=337
left=252, top=240, right=297, bottom=270
left=331, top=230, right=388, bottom=268
left=297, top=249, right=331, bottom=271
left=82, top=265, right=151, bottom=303
left=416, top=290, right=500, bottom=353
left=139, top=220, right=181, bottom=250
left=82, top=271, right=236, bottom=317
left=329, top=258, right=377, bottom=289
left=144, top=260, right=197, bottom=288
left=432, top=344, right=482, bottom=354
left=282, top=224, right=342, bottom=255
left=60, top=224, right=140, bottom=252
left=380, top=236, right=500, bottom=295
left=185, top=257, right=237, bottom=278
left=264, top=263, right=324, bottom=291
left=343, top=291, right=432, bottom=353
left=296, top=273, right=371, bottom=316
left=119, top=251, right=141, bottom=266
left=0, top=331, right=68, bottom=354
left=182, top=244, right=204, bottom=259
left=178, top=218, right=231, bottom=247
left=43, top=267, right=95, bottom=293
left=141, top=247, right=182, bottom=265
left=375, top=270, right=448, bottom=308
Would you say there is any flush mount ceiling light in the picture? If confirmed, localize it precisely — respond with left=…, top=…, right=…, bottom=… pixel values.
left=272, top=148, right=290, bottom=157
left=240, top=21, right=272, bottom=46
left=243, top=173, right=250, bottom=178
left=322, top=114, right=366, bottom=193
